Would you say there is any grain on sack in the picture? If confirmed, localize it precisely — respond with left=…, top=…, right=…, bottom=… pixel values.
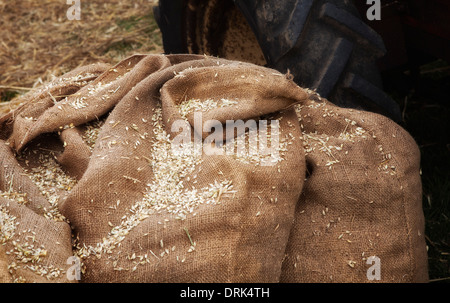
left=0, top=54, right=426, bottom=283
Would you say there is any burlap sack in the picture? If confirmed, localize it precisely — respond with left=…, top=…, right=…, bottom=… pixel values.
left=0, top=54, right=307, bottom=282
left=0, top=63, right=110, bottom=283
left=0, top=54, right=427, bottom=283
left=280, top=92, right=428, bottom=283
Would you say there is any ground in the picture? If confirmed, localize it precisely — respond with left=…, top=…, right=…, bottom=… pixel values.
left=0, top=0, right=162, bottom=112
left=0, top=0, right=448, bottom=282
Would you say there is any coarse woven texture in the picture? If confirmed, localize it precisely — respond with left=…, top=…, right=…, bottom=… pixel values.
left=0, top=54, right=427, bottom=283
left=280, top=92, right=429, bottom=283
left=0, top=54, right=306, bottom=282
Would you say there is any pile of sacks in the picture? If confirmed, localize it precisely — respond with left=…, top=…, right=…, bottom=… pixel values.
left=0, top=54, right=428, bottom=283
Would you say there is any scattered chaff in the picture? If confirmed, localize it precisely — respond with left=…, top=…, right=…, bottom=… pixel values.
left=0, top=0, right=162, bottom=113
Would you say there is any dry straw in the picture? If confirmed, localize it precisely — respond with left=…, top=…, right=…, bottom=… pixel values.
left=0, top=0, right=162, bottom=113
